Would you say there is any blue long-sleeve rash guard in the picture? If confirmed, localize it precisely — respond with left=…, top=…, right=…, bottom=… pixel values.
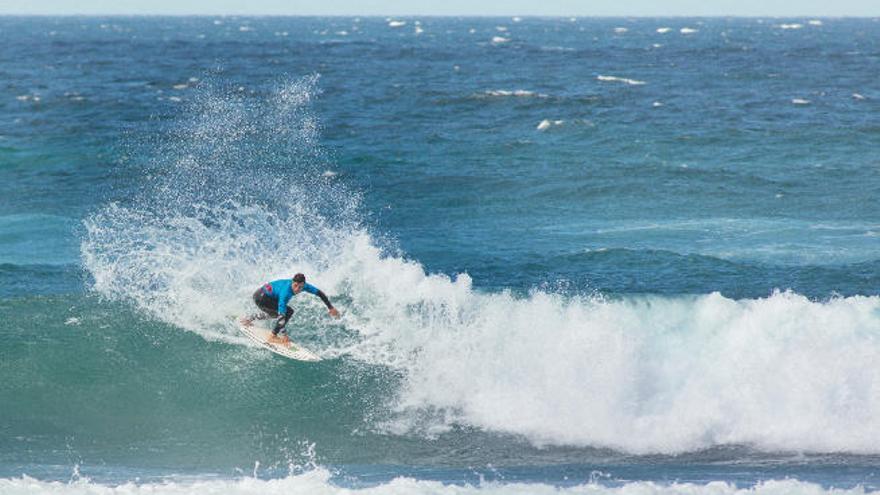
left=262, top=279, right=328, bottom=315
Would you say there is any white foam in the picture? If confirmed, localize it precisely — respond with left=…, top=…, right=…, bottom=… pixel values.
left=388, top=20, right=406, bottom=28
left=491, top=36, right=510, bottom=44
left=614, top=27, right=628, bottom=33
left=853, top=93, right=866, bottom=100
left=483, top=89, right=547, bottom=98
left=778, top=23, right=804, bottom=30
left=597, top=75, right=646, bottom=85
left=349, top=268, right=880, bottom=454
left=680, top=27, right=698, bottom=34
left=809, top=19, right=824, bottom=26
left=792, top=98, right=811, bottom=105
left=656, top=27, right=672, bottom=33
left=536, top=119, right=563, bottom=131
left=0, top=474, right=874, bottom=495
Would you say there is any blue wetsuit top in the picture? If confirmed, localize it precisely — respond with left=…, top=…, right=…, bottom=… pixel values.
left=260, top=279, right=331, bottom=315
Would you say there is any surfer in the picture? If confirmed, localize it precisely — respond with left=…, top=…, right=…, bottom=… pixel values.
left=246, top=273, right=339, bottom=344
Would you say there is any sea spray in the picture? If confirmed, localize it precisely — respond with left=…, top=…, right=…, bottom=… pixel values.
left=82, top=76, right=364, bottom=339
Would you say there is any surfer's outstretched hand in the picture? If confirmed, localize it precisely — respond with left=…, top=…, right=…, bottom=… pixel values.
left=328, top=307, right=340, bottom=318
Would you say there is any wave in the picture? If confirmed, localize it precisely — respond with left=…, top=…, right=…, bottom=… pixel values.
left=79, top=76, right=880, bottom=456
left=1, top=472, right=876, bottom=495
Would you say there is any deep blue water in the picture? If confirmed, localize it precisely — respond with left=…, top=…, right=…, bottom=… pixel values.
left=2, top=16, right=880, bottom=494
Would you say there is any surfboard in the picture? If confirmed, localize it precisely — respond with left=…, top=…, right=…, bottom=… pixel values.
left=237, top=317, right=322, bottom=362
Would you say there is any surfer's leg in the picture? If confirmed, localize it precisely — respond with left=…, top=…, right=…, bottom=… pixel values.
left=272, top=307, right=294, bottom=336
left=252, top=289, right=279, bottom=320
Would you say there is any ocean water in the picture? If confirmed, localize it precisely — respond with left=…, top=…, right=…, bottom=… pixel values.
left=2, top=15, right=880, bottom=494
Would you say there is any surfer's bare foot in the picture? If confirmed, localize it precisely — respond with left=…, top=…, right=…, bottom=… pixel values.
left=267, top=334, right=289, bottom=345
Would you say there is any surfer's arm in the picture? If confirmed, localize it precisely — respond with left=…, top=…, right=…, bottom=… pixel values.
left=314, top=290, right=333, bottom=310
left=304, top=283, right=339, bottom=317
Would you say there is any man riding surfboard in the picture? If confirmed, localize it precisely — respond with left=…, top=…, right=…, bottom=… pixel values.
left=244, top=273, right=339, bottom=344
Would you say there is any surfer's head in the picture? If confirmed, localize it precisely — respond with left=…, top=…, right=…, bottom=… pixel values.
left=292, top=273, right=306, bottom=293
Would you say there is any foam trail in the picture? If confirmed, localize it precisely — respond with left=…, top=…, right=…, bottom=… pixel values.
left=0, top=474, right=875, bottom=495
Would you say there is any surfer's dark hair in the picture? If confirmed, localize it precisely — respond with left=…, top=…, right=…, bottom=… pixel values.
left=293, top=273, right=306, bottom=284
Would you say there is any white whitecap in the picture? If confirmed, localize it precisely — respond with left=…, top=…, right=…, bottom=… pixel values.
left=597, top=75, right=646, bottom=85
left=536, top=119, right=563, bottom=131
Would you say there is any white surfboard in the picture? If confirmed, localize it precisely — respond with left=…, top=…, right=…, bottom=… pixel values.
left=237, top=317, right=322, bottom=362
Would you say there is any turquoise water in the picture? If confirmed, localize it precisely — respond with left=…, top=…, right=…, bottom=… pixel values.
left=1, top=16, right=880, bottom=494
